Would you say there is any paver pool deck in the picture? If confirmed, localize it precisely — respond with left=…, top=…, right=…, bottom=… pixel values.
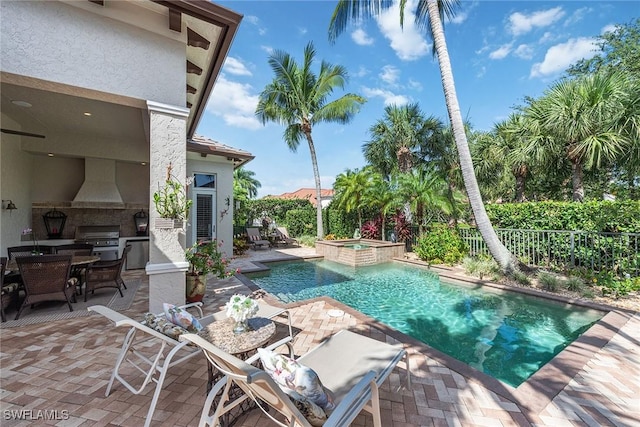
left=0, top=246, right=638, bottom=426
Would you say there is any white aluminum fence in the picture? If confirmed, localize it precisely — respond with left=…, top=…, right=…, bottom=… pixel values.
left=459, top=228, right=640, bottom=276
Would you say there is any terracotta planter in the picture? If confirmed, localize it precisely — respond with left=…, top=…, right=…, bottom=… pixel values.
left=186, top=274, right=206, bottom=303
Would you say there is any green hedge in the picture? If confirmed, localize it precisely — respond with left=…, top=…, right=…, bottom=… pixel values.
left=285, top=209, right=316, bottom=237
left=485, top=200, right=640, bottom=232
left=238, top=199, right=314, bottom=228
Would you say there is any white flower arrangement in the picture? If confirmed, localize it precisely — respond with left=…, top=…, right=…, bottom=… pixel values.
left=225, top=294, right=259, bottom=322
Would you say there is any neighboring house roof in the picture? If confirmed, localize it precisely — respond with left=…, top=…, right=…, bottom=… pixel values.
left=188, top=135, right=254, bottom=169
left=265, top=188, right=334, bottom=207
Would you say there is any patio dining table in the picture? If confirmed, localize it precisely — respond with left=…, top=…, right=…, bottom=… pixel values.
left=5, top=255, right=101, bottom=274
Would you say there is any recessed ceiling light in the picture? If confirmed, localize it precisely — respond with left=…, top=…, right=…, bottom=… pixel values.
left=47, top=153, right=54, bottom=157
left=83, top=112, right=92, bottom=116
left=11, top=100, right=32, bottom=108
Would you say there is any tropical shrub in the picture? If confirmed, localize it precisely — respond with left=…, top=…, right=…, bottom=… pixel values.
left=462, top=256, right=500, bottom=280
left=297, top=235, right=318, bottom=247
left=413, top=224, right=467, bottom=265
left=391, top=211, right=412, bottom=243
left=538, top=271, right=559, bottom=291
left=360, top=218, right=381, bottom=239
left=233, top=238, right=249, bottom=256
left=565, top=277, right=583, bottom=292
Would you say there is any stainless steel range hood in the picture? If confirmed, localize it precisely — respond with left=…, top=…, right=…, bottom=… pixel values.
left=72, top=158, right=125, bottom=208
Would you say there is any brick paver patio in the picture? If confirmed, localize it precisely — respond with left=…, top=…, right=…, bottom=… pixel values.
left=1, top=247, right=638, bottom=426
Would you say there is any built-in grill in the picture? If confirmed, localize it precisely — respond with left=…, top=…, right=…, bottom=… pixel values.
left=75, top=225, right=120, bottom=261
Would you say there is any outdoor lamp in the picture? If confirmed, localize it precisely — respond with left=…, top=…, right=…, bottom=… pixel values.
left=134, top=209, right=148, bottom=236
left=43, top=208, right=67, bottom=239
left=2, top=199, right=17, bottom=210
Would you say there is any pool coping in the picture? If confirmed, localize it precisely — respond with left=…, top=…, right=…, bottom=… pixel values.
left=235, top=255, right=636, bottom=421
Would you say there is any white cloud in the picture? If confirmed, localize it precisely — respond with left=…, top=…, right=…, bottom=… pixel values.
left=379, top=65, right=400, bottom=85
left=564, top=7, right=591, bottom=27
left=514, top=44, right=534, bottom=60
left=207, top=74, right=262, bottom=130
left=354, top=66, right=369, bottom=78
left=530, top=37, right=597, bottom=78
left=408, top=79, right=423, bottom=91
left=449, top=10, right=469, bottom=25
left=245, top=14, right=267, bottom=35
left=509, top=7, right=565, bottom=36
left=223, top=57, right=252, bottom=76
left=260, top=45, right=274, bottom=55
left=539, top=31, right=556, bottom=44
left=489, top=44, right=512, bottom=60
left=298, top=27, right=308, bottom=35
left=362, top=86, right=409, bottom=106
left=476, top=65, right=487, bottom=78
left=601, top=24, right=617, bottom=35
left=375, top=0, right=429, bottom=61
left=351, top=28, right=374, bottom=46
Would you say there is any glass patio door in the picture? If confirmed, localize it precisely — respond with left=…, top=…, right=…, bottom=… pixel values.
left=191, top=174, right=217, bottom=243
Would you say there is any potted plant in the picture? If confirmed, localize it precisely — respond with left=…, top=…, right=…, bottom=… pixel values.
left=184, top=239, right=236, bottom=302
left=153, top=163, right=192, bottom=229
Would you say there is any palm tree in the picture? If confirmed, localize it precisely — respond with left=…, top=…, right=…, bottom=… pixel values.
left=396, top=166, right=452, bottom=235
left=233, top=167, right=261, bottom=199
left=494, top=114, right=537, bottom=202
left=333, top=167, right=373, bottom=228
left=364, top=103, right=428, bottom=175
left=256, top=42, right=366, bottom=238
left=365, top=172, right=399, bottom=240
left=329, top=0, right=519, bottom=273
left=525, top=72, right=630, bottom=201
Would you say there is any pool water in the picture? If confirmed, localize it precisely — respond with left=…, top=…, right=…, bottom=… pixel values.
left=246, top=260, right=603, bottom=387
left=344, top=243, right=369, bottom=249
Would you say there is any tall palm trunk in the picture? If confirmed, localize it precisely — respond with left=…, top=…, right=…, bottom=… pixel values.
left=514, top=165, right=528, bottom=202
left=570, top=158, right=585, bottom=202
left=427, top=0, right=516, bottom=272
left=304, top=131, right=325, bottom=238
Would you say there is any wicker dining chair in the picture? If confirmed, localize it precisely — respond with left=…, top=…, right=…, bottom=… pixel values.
left=55, top=243, right=94, bottom=295
left=84, top=245, right=131, bottom=302
left=1, top=257, right=21, bottom=322
left=14, top=255, right=77, bottom=320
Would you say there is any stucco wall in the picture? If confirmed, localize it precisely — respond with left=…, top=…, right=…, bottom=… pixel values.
left=1, top=0, right=184, bottom=106
left=0, top=115, right=34, bottom=255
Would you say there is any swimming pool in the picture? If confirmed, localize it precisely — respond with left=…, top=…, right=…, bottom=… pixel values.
left=246, top=259, right=603, bottom=387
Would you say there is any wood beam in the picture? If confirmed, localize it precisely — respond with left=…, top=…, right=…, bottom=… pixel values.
left=187, top=27, right=210, bottom=50
left=186, top=60, right=202, bottom=75
left=169, top=9, right=181, bottom=32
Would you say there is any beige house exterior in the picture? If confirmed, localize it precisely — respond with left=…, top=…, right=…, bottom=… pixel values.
left=0, top=0, right=248, bottom=312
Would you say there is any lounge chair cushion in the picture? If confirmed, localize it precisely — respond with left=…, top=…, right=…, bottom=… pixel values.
left=258, top=348, right=335, bottom=411
left=163, top=303, right=203, bottom=333
left=286, top=390, right=327, bottom=426
left=141, top=312, right=188, bottom=340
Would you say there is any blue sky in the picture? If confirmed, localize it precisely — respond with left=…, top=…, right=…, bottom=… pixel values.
left=196, top=1, right=637, bottom=198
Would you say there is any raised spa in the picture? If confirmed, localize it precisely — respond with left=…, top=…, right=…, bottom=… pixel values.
left=315, top=239, right=405, bottom=266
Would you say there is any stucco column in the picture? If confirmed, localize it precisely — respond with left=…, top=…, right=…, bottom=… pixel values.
left=145, top=101, right=189, bottom=313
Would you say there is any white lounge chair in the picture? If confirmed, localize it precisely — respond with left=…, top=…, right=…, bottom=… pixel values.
left=180, top=329, right=411, bottom=427
left=89, top=301, right=292, bottom=427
